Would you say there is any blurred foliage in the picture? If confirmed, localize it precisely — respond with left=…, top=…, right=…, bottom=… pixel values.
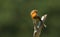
left=0, top=0, right=60, bottom=37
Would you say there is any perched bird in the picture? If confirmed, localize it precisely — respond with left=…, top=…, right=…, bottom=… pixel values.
left=30, top=10, right=47, bottom=37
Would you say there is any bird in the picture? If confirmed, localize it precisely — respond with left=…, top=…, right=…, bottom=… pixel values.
left=30, top=10, right=47, bottom=37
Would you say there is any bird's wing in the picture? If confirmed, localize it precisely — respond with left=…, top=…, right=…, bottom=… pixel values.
left=41, top=14, right=47, bottom=22
left=37, top=21, right=41, bottom=28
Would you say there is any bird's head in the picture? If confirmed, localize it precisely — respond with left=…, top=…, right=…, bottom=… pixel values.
left=30, top=10, right=38, bottom=19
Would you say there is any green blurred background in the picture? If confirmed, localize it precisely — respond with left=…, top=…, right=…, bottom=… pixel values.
left=0, top=0, right=60, bottom=37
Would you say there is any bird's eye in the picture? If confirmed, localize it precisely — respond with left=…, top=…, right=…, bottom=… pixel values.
left=32, top=12, right=37, bottom=15
left=32, top=13, right=34, bottom=14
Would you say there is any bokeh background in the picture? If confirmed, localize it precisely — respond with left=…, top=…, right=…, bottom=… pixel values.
left=0, top=0, right=60, bottom=37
